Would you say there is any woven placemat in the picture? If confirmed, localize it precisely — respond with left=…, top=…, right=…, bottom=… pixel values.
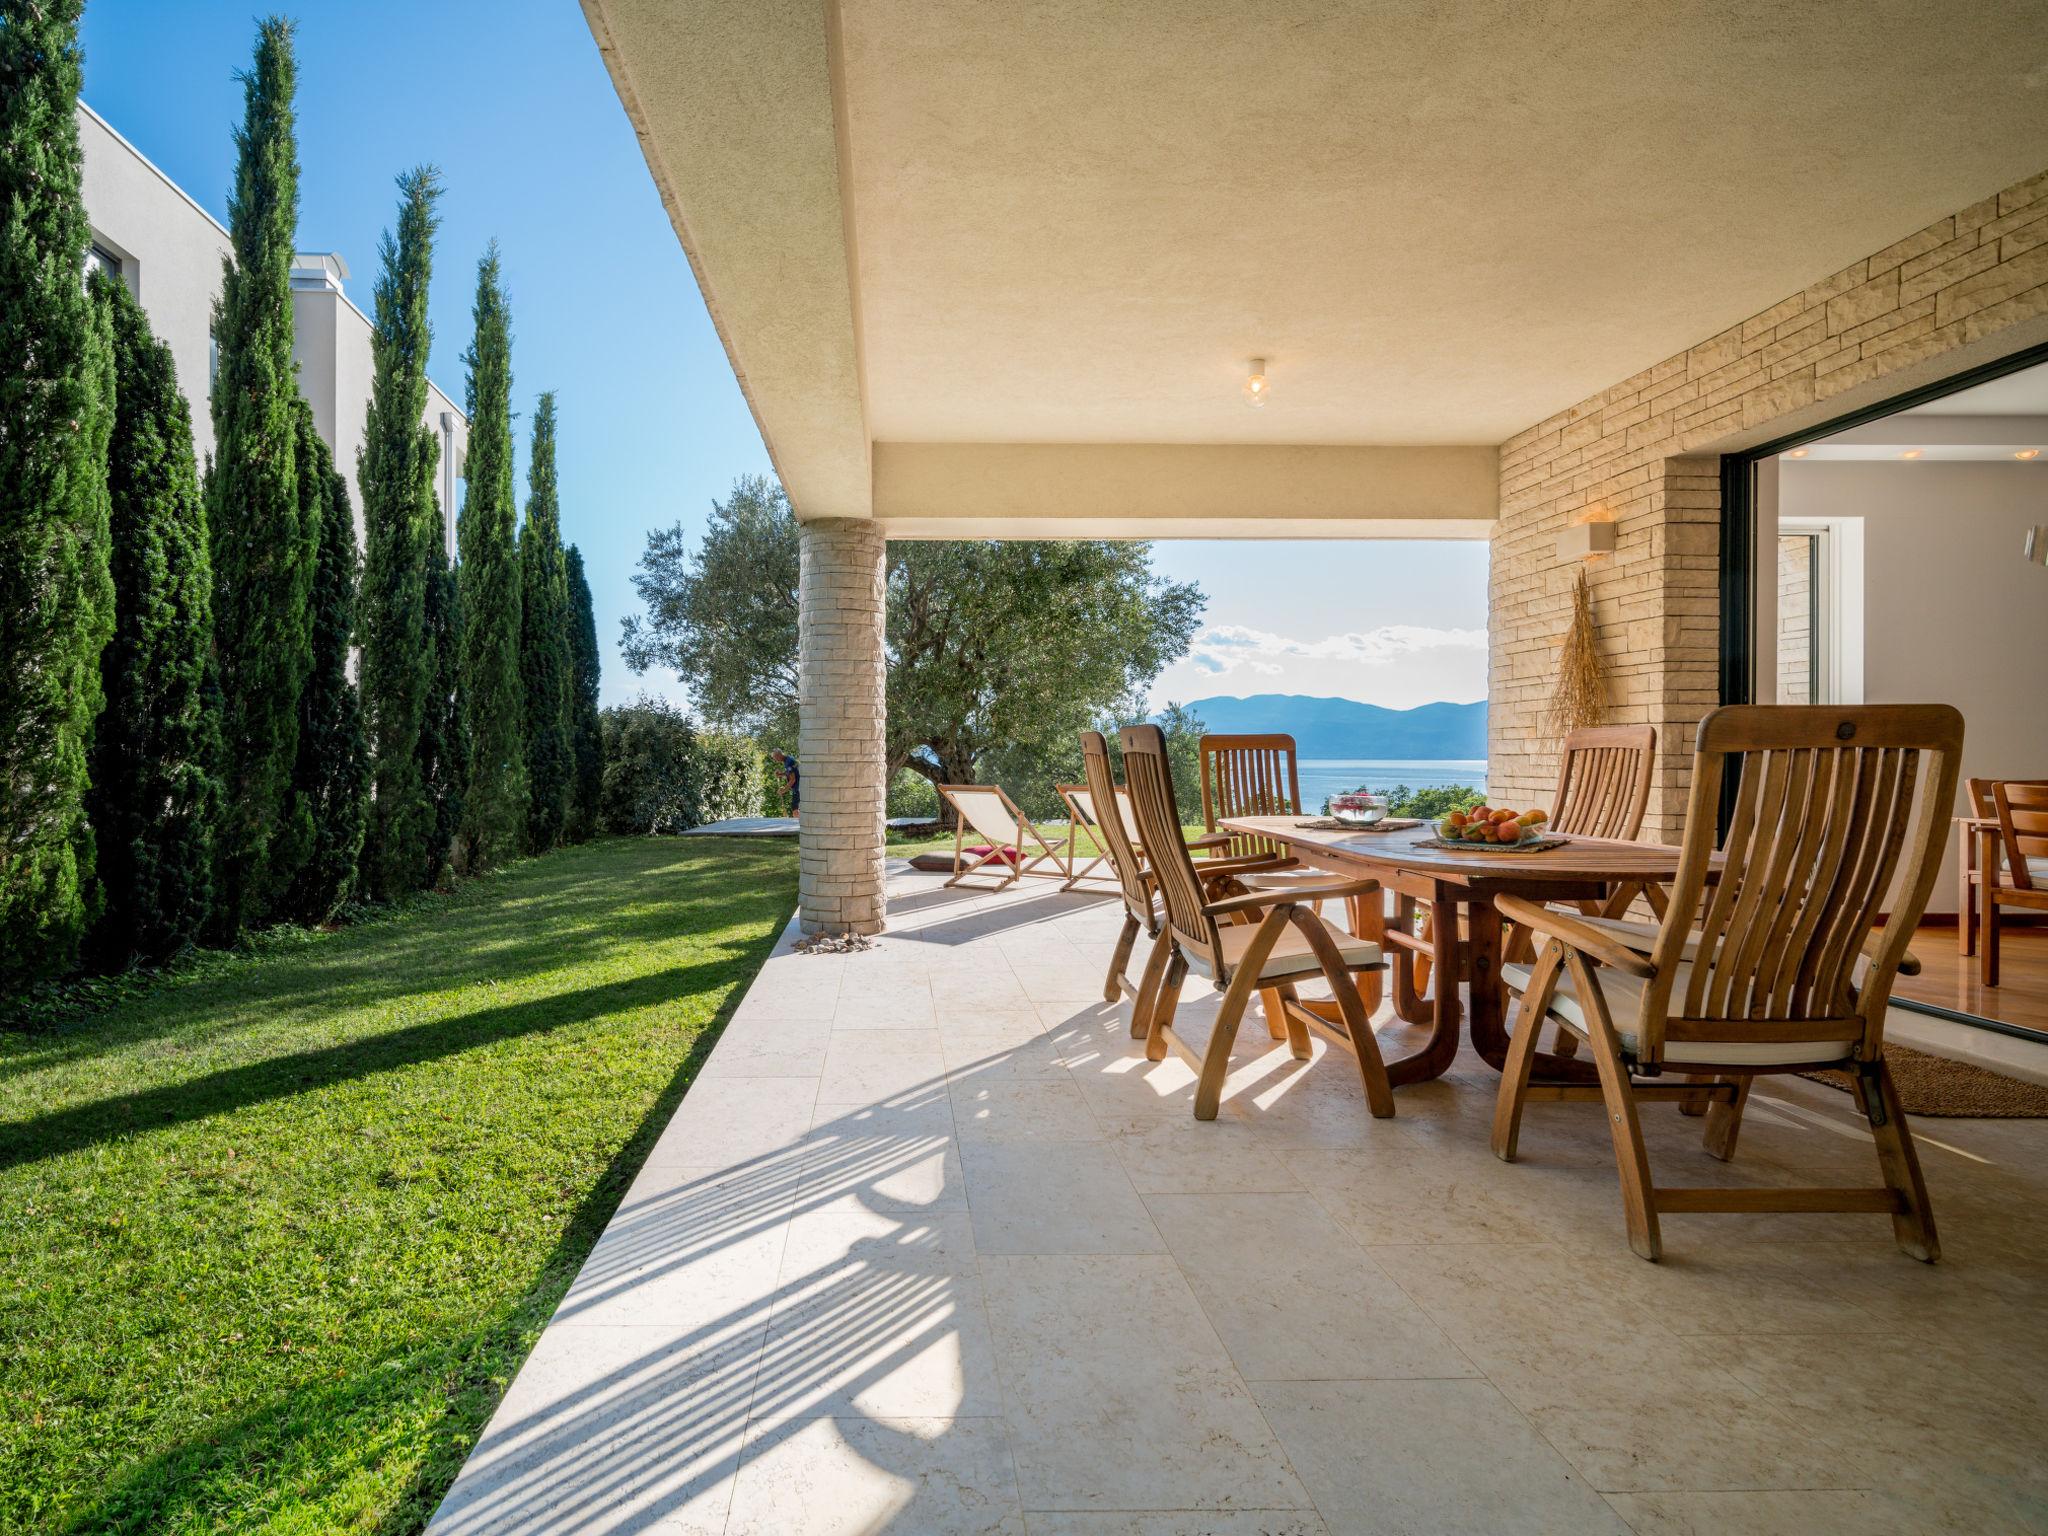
left=1293, top=817, right=1422, bottom=833
left=1800, top=1045, right=2048, bottom=1118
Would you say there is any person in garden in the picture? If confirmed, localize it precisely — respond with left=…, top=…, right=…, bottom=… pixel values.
left=779, top=751, right=800, bottom=819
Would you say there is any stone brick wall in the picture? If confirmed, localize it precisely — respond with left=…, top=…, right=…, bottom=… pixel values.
left=1490, top=166, right=2048, bottom=840
left=798, top=518, right=888, bottom=934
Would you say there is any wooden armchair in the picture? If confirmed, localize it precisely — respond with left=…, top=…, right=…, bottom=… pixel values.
left=1958, top=777, right=1995, bottom=958
left=1077, top=731, right=1292, bottom=1032
left=1983, top=779, right=2048, bottom=986
left=1412, top=724, right=1658, bottom=998
left=1199, top=733, right=1309, bottom=861
left=1492, top=703, right=1962, bottom=1263
left=1122, top=724, right=1393, bottom=1122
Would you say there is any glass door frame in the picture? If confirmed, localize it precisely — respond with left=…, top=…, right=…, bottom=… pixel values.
left=1715, top=338, right=2048, bottom=1043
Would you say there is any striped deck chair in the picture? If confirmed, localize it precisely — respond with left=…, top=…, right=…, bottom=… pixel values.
left=938, top=784, right=1065, bottom=890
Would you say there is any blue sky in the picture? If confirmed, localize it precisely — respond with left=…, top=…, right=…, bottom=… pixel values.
left=80, top=0, right=1486, bottom=713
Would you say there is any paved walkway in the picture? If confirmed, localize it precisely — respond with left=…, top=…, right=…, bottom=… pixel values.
left=429, top=872, right=2048, bottom=1535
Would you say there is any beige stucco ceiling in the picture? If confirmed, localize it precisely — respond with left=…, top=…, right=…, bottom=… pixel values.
left=585, top=0, right=2048, bottom=528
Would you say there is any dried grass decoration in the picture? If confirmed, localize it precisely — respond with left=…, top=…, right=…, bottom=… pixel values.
left=1545, top=566, right=1609, bottom=741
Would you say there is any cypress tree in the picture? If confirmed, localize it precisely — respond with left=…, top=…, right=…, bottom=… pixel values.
left=455, top=245, right=525, bottom=868
left=278, top=402, right=369, bottom=924
left=564, top=544, right=604, bottom=842
left=357, top=168, right=442, bottom=898
left=519, top=393, right=573, bottom=851
left=420, top=488, right=463, bottom=885
left=0, top=0, right=115, bottom=988
left=87, top=274, right=222, bottom=965
left=206, top=16, right=315, bottom=934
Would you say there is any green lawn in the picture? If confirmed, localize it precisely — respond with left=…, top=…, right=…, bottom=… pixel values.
left=0, top=836, right=796, bottom=1535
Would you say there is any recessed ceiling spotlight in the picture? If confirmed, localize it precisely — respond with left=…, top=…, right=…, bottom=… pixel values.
left=2017, top=449, right=2041, bottom=461
left=1899, top=449, right=1923, bottom=459
left=1785, top=448, right=1810, bottom=458
left=1243, top=358, right=1270, bottom=408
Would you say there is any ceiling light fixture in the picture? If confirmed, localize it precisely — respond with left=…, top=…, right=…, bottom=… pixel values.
left=1899, top=449, right=1923, bottom=459
left=1785, top=448, right=1810, bottom=458
left=1243, top=358, right=1270, bottom=408
left=2017, top=449, right=2041, bottom=461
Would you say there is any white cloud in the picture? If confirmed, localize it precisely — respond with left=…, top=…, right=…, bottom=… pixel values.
left=1186, top=623, right=1487, bottom=678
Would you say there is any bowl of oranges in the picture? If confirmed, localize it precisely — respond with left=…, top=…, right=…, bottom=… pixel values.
left=1433, top=805, right=1551, bottom=848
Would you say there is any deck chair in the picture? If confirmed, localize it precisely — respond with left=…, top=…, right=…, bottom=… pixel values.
left=1491, top=703, right=1961, bottom=1263
left=1983, top=779, right=2048, bottom=986
left=1122, top=724, right=1394, bottom=1122
left=1054, top=782, right=1125, bottom=892
left=936, top=784, right=1064, bottom=890
left=1079, top=731, right=1294, bottom=1030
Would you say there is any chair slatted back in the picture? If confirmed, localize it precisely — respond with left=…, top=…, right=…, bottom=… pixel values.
left=1081, top=732, right=1153, bottom=926
left=1551, top=724, right=1656, bottom=840
left=1122, top=725, right=1219, bottom=968
left=1966, top=777, right=1996, bottom=818
left=1639, top=706, right=1962, bottom=1062
left=1994, top=780, right=2048, bottom=891
left=1199, top=734, right=1304, bottom=859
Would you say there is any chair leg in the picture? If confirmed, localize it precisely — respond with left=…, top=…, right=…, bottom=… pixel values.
left=1490, top=944, right=1561, bottom=1162
left=1105, top=912, right=1140, bottom=1004
left=1982, top=892, right=2001, bottom=987
left=1700, top=1074, right=1751, bottom=1160
left=1193, top=963, right=1263, bottom=1120
left=1128, top=926, right=1173, bottom=1039
left=1259, top=986, right=1289, bottom=1041
left=1282, top=908, right=1393, bottom=1117
left=1275, top=982, right=1313, bottom=1061
left=1144, top=950, right=1189, bottom=1064
left=1856, top=1058, right=1940, bottom=1263
left=1676, top=1073, right=1715, bottom=1117
left=1413, top=906, right=1435, bottom=997
left=1568, top=951, right=1661, bottom=1261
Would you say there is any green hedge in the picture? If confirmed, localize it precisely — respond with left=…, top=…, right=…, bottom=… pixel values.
left=599, top=698, right=764, bottom=834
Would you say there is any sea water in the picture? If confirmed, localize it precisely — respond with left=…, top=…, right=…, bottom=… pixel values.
left=1296, top=759, right=1488, bottom=812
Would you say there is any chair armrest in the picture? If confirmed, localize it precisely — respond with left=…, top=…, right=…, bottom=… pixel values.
left=1186, top=831, right=1236, bottom=852
left=1494, top=894, right=1656, bottom=978
left=1576, top=909, right=1921, bottom=978
left=1194, top=854, right=1299, bottom=878
left=1204, top=877, right=1379, bottom=917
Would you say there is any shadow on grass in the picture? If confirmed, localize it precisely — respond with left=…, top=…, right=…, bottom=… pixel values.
left=6, top=838, right=795, bottom=1071
left=56, top=894, right=775, bottom=1536
left=0, top=956, right=747, bottom=1175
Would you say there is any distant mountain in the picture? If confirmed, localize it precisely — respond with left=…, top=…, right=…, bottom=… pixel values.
left=1172, top=695, right=1487, bottom=759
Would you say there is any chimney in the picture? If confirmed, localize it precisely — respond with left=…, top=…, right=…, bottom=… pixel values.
left=289, top=251, right=350, bottom=294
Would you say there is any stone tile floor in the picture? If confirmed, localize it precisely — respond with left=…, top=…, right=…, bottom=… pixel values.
left=429, top=871, right=2048, bottom=1535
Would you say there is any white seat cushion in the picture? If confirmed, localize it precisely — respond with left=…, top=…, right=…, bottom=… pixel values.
left=1500, top=960, right=1852, bottom=1068
left=1186, top=915, right=1381, bottom=982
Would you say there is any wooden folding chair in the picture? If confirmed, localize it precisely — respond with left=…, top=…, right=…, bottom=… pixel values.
left=1078, top=731, right=1295, bottom=1029
left=1983, top=779, right=2048, bottom=986
left=1414, top=724, right=1660, bottom=997
left=937, top=784, right=1064, bottom=890
left=1491, top=703, right=1961, bottom=1263
left=1958, top=777, right=1996, bottom=958
left=1199, top=733, right=1309, bottom=861
left=1054, top=783, right=1122, bottom=892
left=1123, top=724, right=1394, bottom=1122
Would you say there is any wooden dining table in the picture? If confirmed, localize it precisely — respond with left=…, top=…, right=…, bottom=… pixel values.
left=1219, top=815, right=1691, bottom=1087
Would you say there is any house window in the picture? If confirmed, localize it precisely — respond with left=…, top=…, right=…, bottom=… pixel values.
left=85, top=241, right=123, bottom=285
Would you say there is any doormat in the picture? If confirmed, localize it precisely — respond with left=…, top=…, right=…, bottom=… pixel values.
left=1800, top=1045, right=2048, bottom=1118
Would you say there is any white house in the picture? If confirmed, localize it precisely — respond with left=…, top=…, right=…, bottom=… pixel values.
left=79, top=102, right=467, bottom=555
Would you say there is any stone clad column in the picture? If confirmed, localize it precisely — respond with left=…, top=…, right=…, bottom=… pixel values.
left=797, top=518, right=888, bottom=934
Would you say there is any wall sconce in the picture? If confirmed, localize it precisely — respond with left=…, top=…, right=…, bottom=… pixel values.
left=1555, top=521, right=1617, bottom=561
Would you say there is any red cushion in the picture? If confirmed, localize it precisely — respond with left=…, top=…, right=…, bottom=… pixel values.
left=965, top=844, right=1021, bottom=866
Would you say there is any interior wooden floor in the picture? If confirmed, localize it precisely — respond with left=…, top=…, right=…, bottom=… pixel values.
left=1894, top=921, right=2048, bottom=1037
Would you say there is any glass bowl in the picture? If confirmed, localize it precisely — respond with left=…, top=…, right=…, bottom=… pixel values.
left=1329, top=792, right=1387, bottom=827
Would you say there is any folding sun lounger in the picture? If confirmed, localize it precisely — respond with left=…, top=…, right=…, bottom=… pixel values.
left=936, top=784, right=1066, bottom=890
